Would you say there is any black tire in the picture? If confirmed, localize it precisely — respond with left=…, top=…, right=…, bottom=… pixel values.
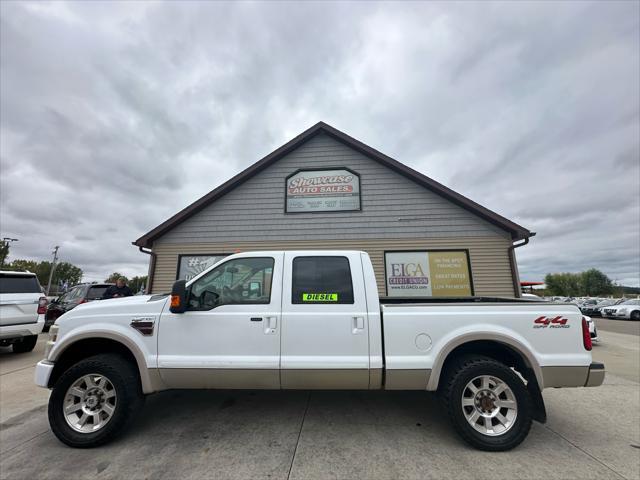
left=48, top=353, right=144, bottom=448
left=630, top=311, right=640, bottom=321
left=12, top=335, right=38, bottom=353
left=441, top=355, right=533, bottom=451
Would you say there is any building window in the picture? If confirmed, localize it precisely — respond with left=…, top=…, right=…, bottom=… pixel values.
left=291, top=256, right=354, bottom=304
left=176, top=254, right=230, bottom=281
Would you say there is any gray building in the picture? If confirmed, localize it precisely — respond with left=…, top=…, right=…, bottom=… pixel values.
left=134, top=122, right=532, bottom=296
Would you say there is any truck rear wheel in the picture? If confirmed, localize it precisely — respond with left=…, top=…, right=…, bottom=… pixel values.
left=441, top=355, right=533, bottom=451
left=48, top=353, right=144, bottom=448
left=12, top=335, right=38, bottom=353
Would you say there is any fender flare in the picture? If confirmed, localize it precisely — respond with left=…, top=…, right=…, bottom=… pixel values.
left=50, top=330, right=163, bottom=394
left=426, top=331, right=543, bottom=391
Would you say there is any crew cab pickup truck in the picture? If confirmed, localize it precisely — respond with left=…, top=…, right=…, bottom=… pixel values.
left=35, top=251, right=604, bottom=450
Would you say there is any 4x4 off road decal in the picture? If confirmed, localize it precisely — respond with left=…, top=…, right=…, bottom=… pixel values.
left=533, top=316, right=570, bottom=328
left=302, top=293, right=338, bottom=302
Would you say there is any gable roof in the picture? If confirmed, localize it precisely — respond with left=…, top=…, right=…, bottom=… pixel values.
left=134, top=121, right=531, bottom=248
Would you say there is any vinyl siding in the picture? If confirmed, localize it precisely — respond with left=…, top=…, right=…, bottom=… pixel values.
left=155, top=133, right=510, bottom=244
left=149, top=132, right=519, bottom=296
left=150, top=237, right=516, bottom=297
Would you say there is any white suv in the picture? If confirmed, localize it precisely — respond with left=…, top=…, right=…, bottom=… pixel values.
left=0, top=271, right=46, bottom=353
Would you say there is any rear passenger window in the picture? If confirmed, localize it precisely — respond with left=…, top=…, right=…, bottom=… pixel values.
left=292, top=257, right=354, bottom=304
left=0, top=274, right=41, bottom=294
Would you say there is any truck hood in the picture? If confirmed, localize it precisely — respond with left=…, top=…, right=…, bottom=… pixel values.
left=57, top=294, right=169, bottom=323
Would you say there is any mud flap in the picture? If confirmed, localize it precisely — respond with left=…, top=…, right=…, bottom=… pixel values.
left=527, top=374, right=547, bottom=423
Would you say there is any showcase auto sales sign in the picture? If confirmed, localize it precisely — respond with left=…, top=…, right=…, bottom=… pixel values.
left=286, top=169, right=360, bottom=212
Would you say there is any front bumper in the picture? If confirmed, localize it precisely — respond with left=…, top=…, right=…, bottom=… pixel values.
left=585, top=362, right=605, bottom=387
left=34, top=360, right=54, bottom=388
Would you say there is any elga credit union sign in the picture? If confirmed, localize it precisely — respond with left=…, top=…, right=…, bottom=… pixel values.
left=286, top=169, right=360, bottom=213
left=384, top=251, right=474, bottom=297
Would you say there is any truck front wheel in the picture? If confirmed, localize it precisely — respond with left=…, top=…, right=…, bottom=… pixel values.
left=441, top=355, right=533, bottom=451
left=48, top=353, right=144, bottom=448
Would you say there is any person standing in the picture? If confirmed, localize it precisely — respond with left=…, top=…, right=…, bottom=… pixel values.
left=102, top=277, right=133, bottom=299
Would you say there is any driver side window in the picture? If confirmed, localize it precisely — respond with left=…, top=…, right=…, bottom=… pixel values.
left=188, top=257, right=274, bottom=311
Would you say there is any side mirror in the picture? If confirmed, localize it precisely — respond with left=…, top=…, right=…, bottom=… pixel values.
left=170, top=280, right=188, bottom=314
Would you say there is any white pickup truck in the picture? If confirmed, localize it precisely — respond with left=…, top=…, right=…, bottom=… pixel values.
left=35, top=251, right=604, bottom=451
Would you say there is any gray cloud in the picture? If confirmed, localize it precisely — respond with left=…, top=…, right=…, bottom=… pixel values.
left=1, top=1, right=638, bottom=286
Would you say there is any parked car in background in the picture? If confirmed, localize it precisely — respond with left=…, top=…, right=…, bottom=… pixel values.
left=522, top=293, right=545, bottom=301
left=602, top=299, right=640, bottom=321
left=580, top=299, right=605, bottom=316
left=43, top=283, right=114, bottom=332
left=578, top=298, right=598, bottom=310
left=0, top=271, right=46, bottom=353
left=583, top=315, right=599, bottom=342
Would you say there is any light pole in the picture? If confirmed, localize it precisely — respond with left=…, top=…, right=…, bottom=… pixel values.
left=0, top=237, right=18, bottom=269
left=46, top=246, right=60, bottom=295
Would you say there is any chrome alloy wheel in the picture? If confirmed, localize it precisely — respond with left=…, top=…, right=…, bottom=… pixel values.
left=461, top=375, right=517, bottom=436
left=63, top=374, right=117, bottom=433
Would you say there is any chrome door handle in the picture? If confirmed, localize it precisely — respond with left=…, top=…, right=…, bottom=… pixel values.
left=352, top=316, right=365, bottom=334
left=264, top=316, right=277, bottom=335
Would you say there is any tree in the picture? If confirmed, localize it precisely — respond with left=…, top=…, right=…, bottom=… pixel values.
left=544, top=272, right=581, bottom=296
left=129, top=276, right=148, bottom=293
left=579, top=269, right=613, bottom=296
left=104, top=272, right=126, bottom=284
left=52, top=262, right=83, bottom=287
left=4, top=259, right=83, bottom=290
left=104, top=273, right=147, bottom=293
left=544, top=268, right=615, bottom=296
left=0, top=242, right=10, bottom=268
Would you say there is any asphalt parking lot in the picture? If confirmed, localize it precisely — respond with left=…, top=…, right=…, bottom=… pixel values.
left=1, top=321, right=638, bottom=480
left=595, top=317, right=640, bottom=336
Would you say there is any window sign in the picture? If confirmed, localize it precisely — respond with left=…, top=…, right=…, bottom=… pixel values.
left=384, top=251, right=473, bottom=297
left=286, top=169, right=360, bottom=213
left=177, top=254, right=229, bottom=282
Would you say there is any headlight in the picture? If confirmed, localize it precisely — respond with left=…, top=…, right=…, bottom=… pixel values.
left=44, top=324, right=59, bottom=359
left=618, top=308, right=628, bottom=314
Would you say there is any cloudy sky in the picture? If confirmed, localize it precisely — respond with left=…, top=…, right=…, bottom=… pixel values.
left=1, top=1, right=638, bottom=286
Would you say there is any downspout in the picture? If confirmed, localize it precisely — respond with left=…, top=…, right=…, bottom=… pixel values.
left=508, top=232, right=536, bottom=298
left=138, top=246, right=156, bottom=294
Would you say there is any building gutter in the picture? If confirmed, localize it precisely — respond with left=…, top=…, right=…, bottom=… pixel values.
left=138, top=246, right=156, bottom=294
left=508, top=233, right=536, bottom=298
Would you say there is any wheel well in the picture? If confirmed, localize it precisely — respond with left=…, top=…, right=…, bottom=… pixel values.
left=439, top=340, right=533, bottom=388
left=437, top=339, right=546, bottom=423
left=48, top=338, right=139, bottom=388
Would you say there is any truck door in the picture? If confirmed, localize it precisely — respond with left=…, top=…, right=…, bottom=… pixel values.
left=281, top=252, right=370, bottom=389
left=157, top=253, right=283, bottom=389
